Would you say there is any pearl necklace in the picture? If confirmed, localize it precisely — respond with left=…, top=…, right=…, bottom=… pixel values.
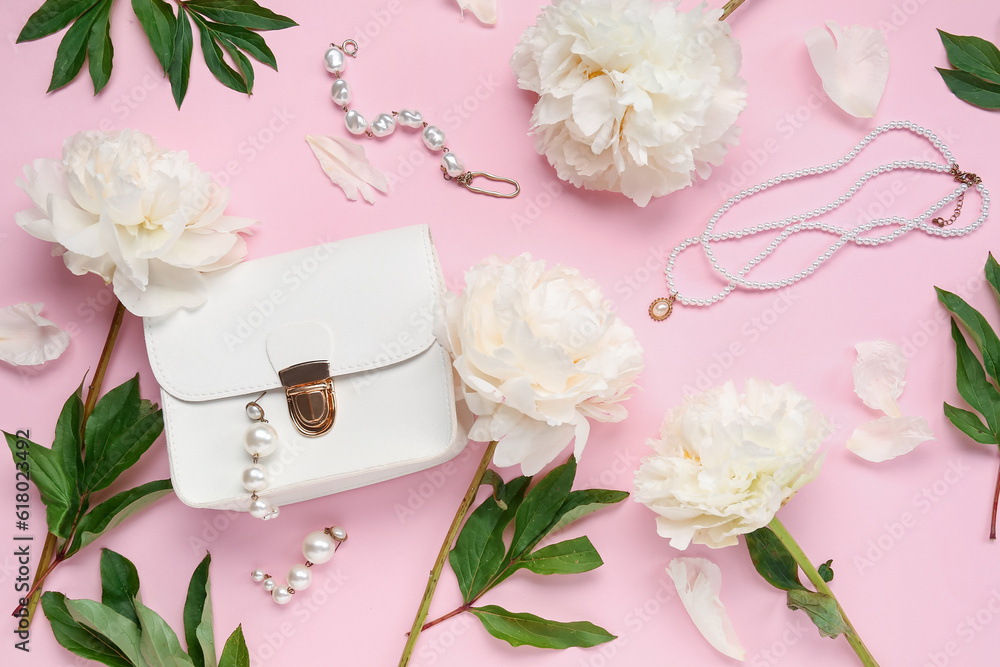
left=323, top=40, right=519, bottom=198
left=649, top=121, right=990, bottom=321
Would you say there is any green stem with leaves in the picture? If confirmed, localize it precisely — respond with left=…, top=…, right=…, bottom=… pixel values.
left=768, top=516, right=879, bottom=667
left=398, top=440, right=499, bottom=667
left=17, top=300, right=126, bottom=624
left=992, top=456, right=1000, bottom=540
left=720, top=0, right=749, bottom=21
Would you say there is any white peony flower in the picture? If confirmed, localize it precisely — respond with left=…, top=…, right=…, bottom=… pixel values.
left=441, top=253, right=644, bottom=475
left=15, top=130, right=256, bottom=317
left=510, top=0, right=748, bottom=207
left=634, top=379, right=829, bottom=550
left=0, top=303, right=70, bottom=366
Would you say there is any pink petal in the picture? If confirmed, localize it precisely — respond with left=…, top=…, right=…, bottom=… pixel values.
left=0, top=303, right=70, bottom=366
left=805, top=21, right=889, bottom=118
left=853, top=340, right=906, bottom=417
left=847, top=416, right=934, bottom=462
left=457, top=0, right=496, bottom=25
left=305, top=135, right=389, bottom=204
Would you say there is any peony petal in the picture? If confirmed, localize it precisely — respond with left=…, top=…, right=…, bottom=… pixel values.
left=112, top=260, right=208, bottom=317
left=0, top=303, right=70, bottom=366
left=665, top=557, right=746, bottom=661
left=456, top=0, right=496, bottom=25
left=853, top=340, right=906, bottom=417
left=306, top=135, right=388, bottom=204
left=805, top=21, right=889, bottom=118
left=847, top=416, right=934, bottom=462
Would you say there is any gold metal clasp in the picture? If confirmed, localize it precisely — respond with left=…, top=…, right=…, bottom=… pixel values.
left=279, top=361, right=336, bottom=437
left=933, top=164, right=982, bottom=227
left=444, top=169, right=520, bottom=198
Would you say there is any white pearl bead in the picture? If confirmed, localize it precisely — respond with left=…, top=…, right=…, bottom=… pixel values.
left=422, top=125, right=445, bottom=151
left=330, top=79, right=351, bottom=105
left=287, top=564, right=313, bottom=591
left=345, top=110, right=367, bottom=135
left=251, top=569, right=265, bottom=583
left=370, top=113, right=396, bottom=137
left=302, top=531, right=336, bottom=564
left=397, top=109, right=422, bottom=127
left=441, top=152, right=464, bottom=177
left=324, top=46, right=346, bottom=73
left=242, top=464, right=268, bottom=493
left=330, top=526, right=348, bottom=542
left=249, top=497, right=270, bottom=519
left=244, top=422, right=278, bottom=457
left=272, top=586, right=292, bottom=605
left=262, top=577, right=276, bottom=592
left=245, top=403, right=263, bottom=421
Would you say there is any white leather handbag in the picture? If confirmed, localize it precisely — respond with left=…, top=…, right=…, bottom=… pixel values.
left=143, top=224, right=465, bottom=512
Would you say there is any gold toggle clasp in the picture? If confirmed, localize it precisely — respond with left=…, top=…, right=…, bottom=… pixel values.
left=443, top=169, right=520, bottom=198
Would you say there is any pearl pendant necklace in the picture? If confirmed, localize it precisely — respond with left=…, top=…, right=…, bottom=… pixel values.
left=324, top=40, right=520, bottom=198
left=649, top=121, right=990, bottom=321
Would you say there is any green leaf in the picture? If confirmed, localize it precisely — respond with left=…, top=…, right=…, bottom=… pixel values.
left=132, top=0, right=177, bottom=72
left=949, top=318, right=1000, bottom=435
left=191, top=15, right=248, bottom=94
left=17, top=0, right=100, bottom=42
left=518, top=536, right=603, bottom=576
left=87, top=0, right=113, bottom=93
left=218, top=626, right=250, bottom=667
left=6, top=431, right=78, bottom=538
left=184, top=554, right=216, bottom=667
left=100, top=549, right=141, bottom=627
left=546, top=488, right=629, bottom=535
left=786, top=589, right=849, bottom=639
left=985, top=253, right=1000, bottom=308
left=937, top=67, right=1000, bottom=110
left=938, top=30, right=1000, bottom=84
left=817, top=559, right=834, bottom=583
left=218, top=36, right=255, bottom=94
left=944, top=402, right=997, bottom=445
left=68, top=479, right=173, bottom=556
left=53, top=382, right=85, bottom=491
left=936, top=287, right=1000, bottom=385
left=450, top=476, right=530, bottom=603
left=82, top=377, right=164, bottom=494
left=66, top=599, right=143, bottom=665
left=184, top=0, right=297, bottom=31
left=47, top=6, right=100, bottom=91
left=136, top=600, right=196, bottom=667
left=508, top=458, right=577, bottom=559
left=202, top=22, right=276, bottom=69
left=480, top=469, right=507, bottom=510
left=168, top=7, right=193, bottom=108
left=41, top=592, right=135, bottom=667
left=470, top=605, right=616, bottom=649
left=745, top=526, right=807, bottom=592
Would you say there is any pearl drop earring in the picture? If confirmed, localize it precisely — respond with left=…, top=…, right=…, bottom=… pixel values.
left=243, top=395, right=280, bottom=520
left=323, top=39, right=520, bottom=199
left=251, top=525, right=348, bottom=605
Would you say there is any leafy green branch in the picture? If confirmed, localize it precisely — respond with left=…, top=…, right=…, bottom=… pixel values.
left=42, top=549, right=250, bottom=667
left=17, top=0, right=296, bottom=107
left=400, top=456, right=626, bottom=663
left=936, top=30, right=1000, bottom=110
left=936, top=252, right=1000, bottom=539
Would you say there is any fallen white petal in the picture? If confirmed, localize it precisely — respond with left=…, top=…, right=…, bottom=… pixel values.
left=457, top=0, right=496, bottom=24
left=666, top=557, right=745, bottom=661
left=805, top=21, right=889, bottom=118
left=847, top=416, right=934, bottom=462
left=853, top=340, right=906, bottom=417
left=305, top=135, right=388, bottom=204
left=0, top=303, right=70, bottom=366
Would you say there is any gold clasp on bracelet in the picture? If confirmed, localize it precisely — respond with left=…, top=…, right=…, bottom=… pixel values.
left=443, top=169, right=520, bottom=198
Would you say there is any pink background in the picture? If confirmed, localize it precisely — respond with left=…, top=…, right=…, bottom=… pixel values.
left=2, top=1, right=999, bottom=665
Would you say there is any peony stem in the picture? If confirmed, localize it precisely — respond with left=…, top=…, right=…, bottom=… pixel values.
left=398, top=440, right=499, bottom=667
left=768, top=517, right=880, bottom=667
left=14, top=299, right=127, bottom=624
left=720, top=0, right=748, bottom=21
left=991, top=454, right=1000, bottom=541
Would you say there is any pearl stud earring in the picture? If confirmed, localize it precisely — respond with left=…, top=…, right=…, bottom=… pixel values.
left=243, top=395, right=280, bottom=521
left=251, top=525, right=348, bottom=605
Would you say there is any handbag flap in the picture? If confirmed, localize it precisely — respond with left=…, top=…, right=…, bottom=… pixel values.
left=143, top=224, right=443, bottom=401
